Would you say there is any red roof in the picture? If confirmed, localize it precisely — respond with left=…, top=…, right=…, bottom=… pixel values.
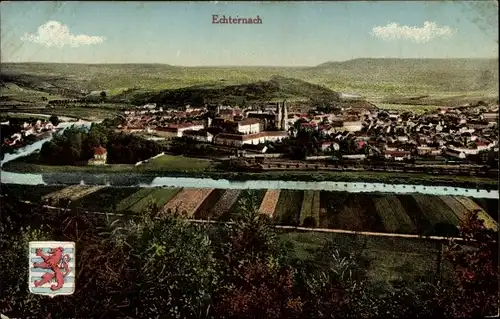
left=300, top=122, right=317, bottom=127
left=385, top=150, right=410, bottom=157
left=94, top=146, right=107, bottom=155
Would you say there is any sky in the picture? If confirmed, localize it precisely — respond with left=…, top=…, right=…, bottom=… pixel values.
left=1, top=1, right=498, bottom=66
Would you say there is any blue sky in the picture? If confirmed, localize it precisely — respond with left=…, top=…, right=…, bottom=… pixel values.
left=1, top=1, right=498, bottom=66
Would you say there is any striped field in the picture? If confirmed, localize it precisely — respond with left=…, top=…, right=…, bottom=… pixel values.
left=6, top=184, right=499, bottom=235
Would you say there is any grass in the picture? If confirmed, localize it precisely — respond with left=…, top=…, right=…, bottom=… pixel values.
left=138, top=154, right=213, bottom=173
left=274, top=190, right=303, bottom=226
left=300, top=191, right=315, bottom=226
left=127, top=187, right=182, bottom=213
left=279, top=230, right=441, bottom=286
left=3, top=153, right=213, bottom=174
left=0, top=184, right=65, bottom=203
left=473, top=198, right=499, bottom=222
left=70, top=187, right=140, bottom=212
left=116, top=188, right=156, bottom=212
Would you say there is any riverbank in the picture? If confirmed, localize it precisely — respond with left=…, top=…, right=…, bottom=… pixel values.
left=2, top=153, right=214, bottom=174
left=2, top=153, right=498, bottom=190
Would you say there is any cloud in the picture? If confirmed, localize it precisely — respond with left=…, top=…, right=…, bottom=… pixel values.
left=371, top=21, right=456, bottom=43
left=21, top=21, right=106, bottom=48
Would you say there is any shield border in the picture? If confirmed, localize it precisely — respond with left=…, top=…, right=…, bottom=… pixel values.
left=28, top=241, right=76, bottom=297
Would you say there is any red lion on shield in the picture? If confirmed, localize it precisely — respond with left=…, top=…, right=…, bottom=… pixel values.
left=33, top=247, right=71, bottom=291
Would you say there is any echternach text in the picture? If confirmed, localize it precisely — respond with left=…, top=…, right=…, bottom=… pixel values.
left=212, top=15, right=262, bottom=24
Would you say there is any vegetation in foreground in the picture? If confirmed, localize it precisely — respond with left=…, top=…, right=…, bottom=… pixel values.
left=0, top=191, right=498, bottom=318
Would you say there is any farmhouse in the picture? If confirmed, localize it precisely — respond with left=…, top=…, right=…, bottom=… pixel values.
left=88, top=146, right=107, bottom=165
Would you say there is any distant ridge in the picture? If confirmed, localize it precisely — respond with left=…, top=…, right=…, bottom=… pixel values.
left=315, top=57, right=499, bottom=68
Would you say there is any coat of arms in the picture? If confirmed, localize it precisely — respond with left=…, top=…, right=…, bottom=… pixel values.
left=29, top=241, right=75, bottom=297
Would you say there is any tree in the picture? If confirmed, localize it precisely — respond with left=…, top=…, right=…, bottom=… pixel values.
left=125, top=212, right=219, bottom=318
left=439, top=210, right=499, bottom=317
left=212, top=191, right=303, bottom=318
left=100, top=91, right=107, bottom=102
left=49, top=115, right=60, bottom=126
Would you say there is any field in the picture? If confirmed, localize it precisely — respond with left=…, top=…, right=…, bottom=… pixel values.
left=299, top=191, right=321, bottom=227
left=138, top=154, right=213, bottom=173
left=3, top=153, right=213, bottom=174
left=115, top=188, right=156, bottom=211
left=320, top=193, right=384, bottom=232
left=161, top=188, right=215, bottom=217
left=218, top=189, right=267, bottom=221
left=2, top=184, right=498, bottom=235
left=42, top=185, right=105, bottom=203
left=69, top=187, right=141, bottom=212
left=280, top=231, right=444, bottom=285
left=259, top=189, right=281, bottom=218
left=205, top=189, right=243, bottom=220
left=194, top=189, right=227, bottom=219
left=274, top=190, right=304, bottom=226
left=1, top=184, right=65, bottom=202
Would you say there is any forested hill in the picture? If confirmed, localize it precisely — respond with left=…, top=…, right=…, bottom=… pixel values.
left=119, top=76, right=341, bottom=106
left=314, top=58, right=499, bottom=92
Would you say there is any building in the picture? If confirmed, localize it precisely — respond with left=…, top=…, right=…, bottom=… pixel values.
left=88, top=146, right=107, bottom=165
left=214, top=131, right=288, bottom=147
left=446, top=148, right=467, bottom=159
left=320, top=141, right=339, bottom=152
left=481, top=112, right=499, bottom=122
left=235, top=118, right=261, bottom=134
left=247, top=101, right=288, bottom=131
left=154, top=122, right=205, bottom=138
left=342, top=121, right=363, bottom=132
left=276, top=101, right=289, bottom=131
left=385, top=150, right=411, bottom=161
left=183, top=130, right=214, bottom=143
left=247, top=112, right=276, bottom=131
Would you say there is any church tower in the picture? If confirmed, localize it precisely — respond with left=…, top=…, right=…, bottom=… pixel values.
left=281, top=100, right=288, bottom=131
left=276, top=101, right=282, bottom=130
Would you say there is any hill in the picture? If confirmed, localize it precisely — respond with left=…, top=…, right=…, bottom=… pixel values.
left=1, top=58, right=498, bottom=106
left=121, top=75, right=341, bottom=106
left=313, top=58, right=499, bottom=93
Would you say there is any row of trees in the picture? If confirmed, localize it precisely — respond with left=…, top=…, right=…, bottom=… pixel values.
left=47, top=91, right=107, bottom=106
left=0, top=191, right=498, bottom=318
left=38, top=120, right=163, bottom=165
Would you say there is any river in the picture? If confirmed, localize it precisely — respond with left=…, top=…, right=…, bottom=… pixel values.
left=0, top=121, right=498, bottom=199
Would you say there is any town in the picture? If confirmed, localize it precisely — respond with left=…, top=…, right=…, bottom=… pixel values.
left=115, top=99, right=499, bottom=174
left=1, top=1, right=498, bottom=318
